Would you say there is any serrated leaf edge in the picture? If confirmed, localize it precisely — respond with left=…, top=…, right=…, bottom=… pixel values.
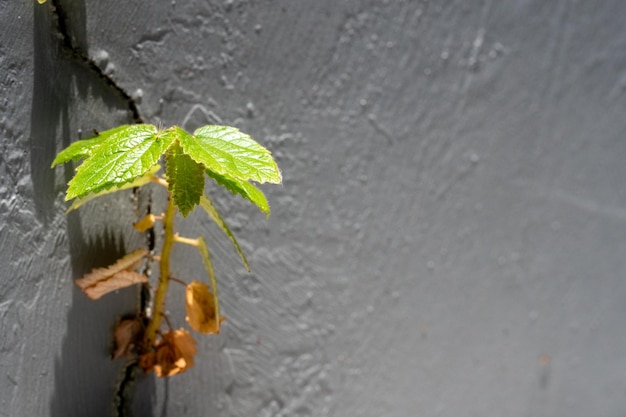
left=65, top=124, right=168, bottom=200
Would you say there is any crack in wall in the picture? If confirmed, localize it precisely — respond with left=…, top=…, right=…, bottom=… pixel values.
left=112, top=359, right=142, bottom=417
left=48, top=0, right=144, bottom=124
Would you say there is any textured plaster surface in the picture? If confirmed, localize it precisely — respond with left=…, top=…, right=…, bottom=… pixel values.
left=2, top=0, right=626, bottom=416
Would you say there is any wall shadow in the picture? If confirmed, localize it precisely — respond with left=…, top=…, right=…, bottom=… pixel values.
left=31, top=0, right=89, bottom=223
left=31, top=2, right=155, bottom=416
left=49, top=227, right=135, bottom=417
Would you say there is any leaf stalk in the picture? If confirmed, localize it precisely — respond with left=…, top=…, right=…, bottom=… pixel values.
left=173, top=234, right=199, bottom=247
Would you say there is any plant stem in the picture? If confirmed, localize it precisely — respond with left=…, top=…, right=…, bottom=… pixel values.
left=142, top=194, right=176, bottom=351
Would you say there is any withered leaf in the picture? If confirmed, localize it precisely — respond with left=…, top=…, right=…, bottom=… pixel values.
left=138, top=351, right=156, bottom=371
left=112, top=318, right=143, bottom=359
left=75, top=249, right=149, bottom=299
left=141, top=329, right=197, bottom=377
left=185, top=281, right=225, bottom=334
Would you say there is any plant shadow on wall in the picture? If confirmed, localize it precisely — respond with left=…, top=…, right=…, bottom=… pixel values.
left=31, top=2, right=156, bottom=417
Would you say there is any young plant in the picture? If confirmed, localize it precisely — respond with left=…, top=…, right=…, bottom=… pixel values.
left=52, top=124, right=281, bottom=376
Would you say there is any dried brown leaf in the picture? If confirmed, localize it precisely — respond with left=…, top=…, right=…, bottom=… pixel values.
left=185, top=281, right=225, bottom=334
left=83, top=271, right=148, bottom=300
left=75, top=249, right=149, bottom=300
left=142, top=329, right=197, bottom=377
left=112, top=318, right=143, bottom=359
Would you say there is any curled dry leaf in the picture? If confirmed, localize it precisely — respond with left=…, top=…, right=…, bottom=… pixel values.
left=112, top=317, right=143, bottom=359
left=185, top=280, right=225, bottom=334
left=140, top=329, right=197, bottom=377
left=75, top=249, right=149, bottom=299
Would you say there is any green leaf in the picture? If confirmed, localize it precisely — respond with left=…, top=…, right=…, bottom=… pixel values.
left=165, top=142, right=205, bottom=217
left=177, top=125, right=281, bottom=184
left=66, top=164, right=161, bottom=213
left=206, top=169, right=270, bottom=216
left=51, top=125, right=131, bottom=167
left=199, top=195, right=250, bottom=271
left=66, top=124, right=174, bottom=201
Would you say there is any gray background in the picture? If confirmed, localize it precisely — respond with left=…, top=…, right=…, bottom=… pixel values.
left=2, top=0, right=626, bottom=416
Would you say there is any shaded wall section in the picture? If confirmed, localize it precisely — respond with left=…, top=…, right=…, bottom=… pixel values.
left=2, top=1, right=626, bottom=416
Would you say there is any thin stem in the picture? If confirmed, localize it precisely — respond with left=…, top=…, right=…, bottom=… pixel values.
left=162, top=312, right=173, bottom=331
left=173, top=234, right=199, bottom=247
left=142, top=194, right=176, bottom=351
left=169, top=276, right=188, bottom=286
left=196, top=236, right=221, bottom=331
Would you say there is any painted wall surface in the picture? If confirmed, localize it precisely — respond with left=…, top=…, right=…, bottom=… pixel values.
left=2, top=1, right=626, bottom=416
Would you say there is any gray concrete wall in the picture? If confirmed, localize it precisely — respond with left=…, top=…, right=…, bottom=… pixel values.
left=2, top=0, right=626, bottom=416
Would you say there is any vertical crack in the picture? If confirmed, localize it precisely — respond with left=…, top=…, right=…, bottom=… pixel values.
left=112, top=359, right=142, bottom=417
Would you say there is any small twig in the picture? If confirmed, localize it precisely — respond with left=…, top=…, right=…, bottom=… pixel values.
left=169, top=276, right=188, bottom=287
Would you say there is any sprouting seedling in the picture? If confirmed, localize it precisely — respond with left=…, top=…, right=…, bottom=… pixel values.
left=52, top=123, right=281, bottom=376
